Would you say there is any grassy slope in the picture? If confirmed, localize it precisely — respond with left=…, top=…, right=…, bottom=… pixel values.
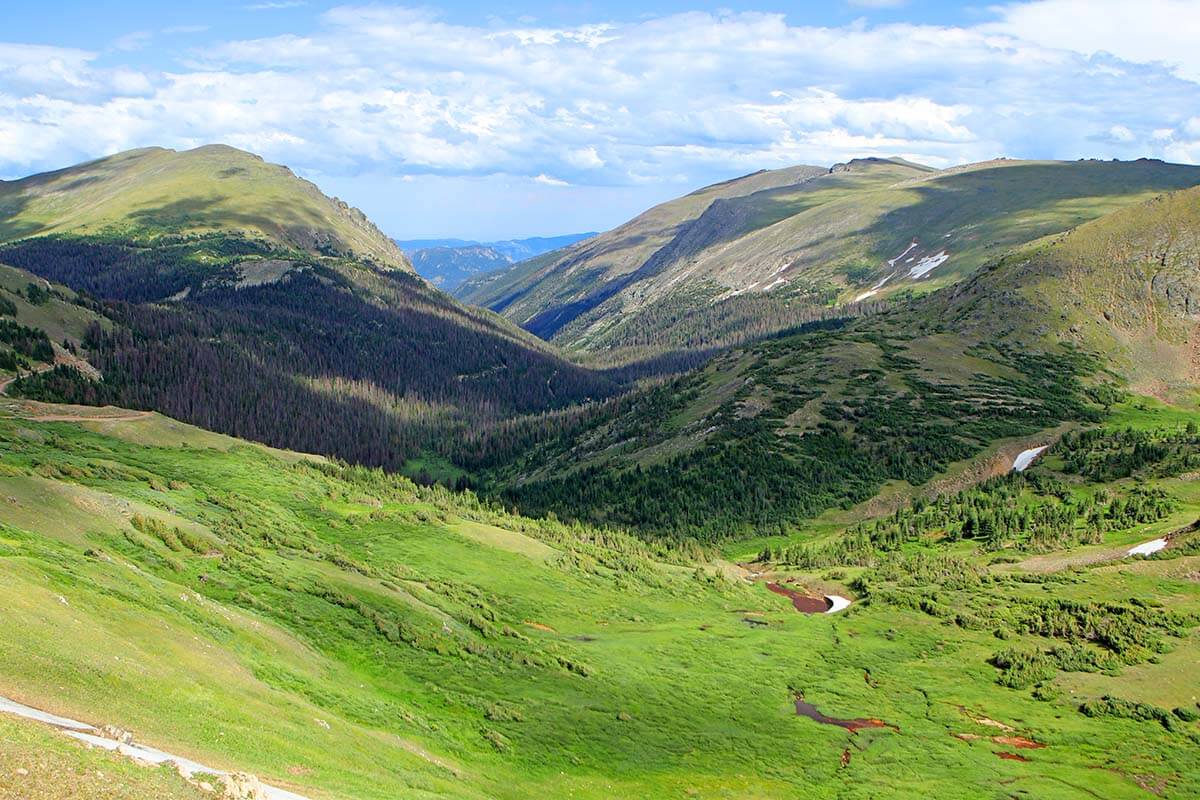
left=0, top=145, right=410, bottom=271
left=0, top=398, right=1197, bottom=799
left=464, top=158, right=1200, bottom=356
left=0, top=263, right=107, bottom=348
left=457, top=165, right=831, bottom=319
left=0, top=714, right=208, bottom=800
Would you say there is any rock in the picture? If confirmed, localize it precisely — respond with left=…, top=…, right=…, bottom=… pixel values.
left=15, top=767, right=28, bottom=776
left=99, top=724, right=133, bottom=744
left=220, top=772, right=269, bottom=800
left=198, top=781, right=215, bottom=793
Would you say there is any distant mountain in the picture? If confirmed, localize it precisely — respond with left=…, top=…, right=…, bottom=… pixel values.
left=0, top=146, right=615, bottom=472
left=397, top=233, right=596, bottom=290
left=460, top=157, right=1200, bottom=359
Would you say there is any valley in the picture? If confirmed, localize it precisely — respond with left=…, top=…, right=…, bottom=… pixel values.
left=0, top=144, right=1197, bottom=799
left=0, top=393, right=1197, bottom=799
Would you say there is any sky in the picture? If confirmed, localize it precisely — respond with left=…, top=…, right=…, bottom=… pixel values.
left=2, top=1, right=1199, bottom=240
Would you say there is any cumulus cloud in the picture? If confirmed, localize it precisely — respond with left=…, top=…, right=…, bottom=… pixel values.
left=0, top=3, right=1197, bottom=196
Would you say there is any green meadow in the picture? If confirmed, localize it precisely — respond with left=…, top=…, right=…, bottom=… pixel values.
left=0, top=394, right=1197, bottom=799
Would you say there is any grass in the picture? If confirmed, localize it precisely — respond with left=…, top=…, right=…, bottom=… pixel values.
left=0, top=714, right=208, bottom=800
left=0, top=396, right=1197, bottom=798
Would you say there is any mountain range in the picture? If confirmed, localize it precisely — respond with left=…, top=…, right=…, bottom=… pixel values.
left=397, top=234, right=595, bottom=290
left=461, top=156, right=1200, bottom=360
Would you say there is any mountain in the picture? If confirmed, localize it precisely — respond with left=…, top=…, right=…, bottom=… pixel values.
left=460, top=158, right=1200, bottom=359
left=0, top=146, right=616, bottom=475
left=0, top=144, right=411, bottom=271
left=489, top=185, right=1200, bottom=541
left=397, top=233, right=596, bottom=291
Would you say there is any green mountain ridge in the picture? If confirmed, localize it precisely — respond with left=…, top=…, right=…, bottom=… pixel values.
left=462, top=157, right=1200, bottom=359
left=0, top=145, right=412, bottom=272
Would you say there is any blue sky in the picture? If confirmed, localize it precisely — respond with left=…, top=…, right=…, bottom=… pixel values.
left=2, top=1, right=1199, bottom=239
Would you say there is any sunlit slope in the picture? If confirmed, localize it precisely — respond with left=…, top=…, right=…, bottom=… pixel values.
left=463, top=157, right=1200, bottom=355
left=928, top=182, right=1200, bottom=394
left=0, top=145, right=411, bottom=271
left=457, top=164, right=833, bottom=327
left=1, top=399, right=1198, bottom=799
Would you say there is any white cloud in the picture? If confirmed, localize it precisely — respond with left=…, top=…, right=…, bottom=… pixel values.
left=245, top=1, right=307, bottom=10
left=0, top=3, right=1198, bottom=200
left=114, top=31, right=153, bottom=52
left=987, top=0, right=1200, bottom=82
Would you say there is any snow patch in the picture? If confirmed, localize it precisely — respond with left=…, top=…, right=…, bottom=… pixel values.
left=1128, top=538, right=1168, bottom=557
left=1011, top=446, right=1048, bottom=472
left=854, top=272, right=894, bottom=303
left=887, top=241, right=918, bottom=267
left=825, top=595, right=852, bottom=613
left=762, top=277, right=787, bottom=292
left=908, top=251, right=949, bottom=279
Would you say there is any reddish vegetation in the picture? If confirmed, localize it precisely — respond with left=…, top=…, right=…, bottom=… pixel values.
left=767, top=583, right=831, bottom=613
left=994, top=736, right=1044, bottom=749
left=997, top=752, right=1029, bottom=762
left=794, top=695, right=896, bottom=733
left=522, top=621, right=556, bottom=633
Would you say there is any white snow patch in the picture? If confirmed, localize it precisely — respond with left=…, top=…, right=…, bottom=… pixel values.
left=887, top=241, right=918, bottom=267
left=1011, top=446, right=1048, bottom=472
left=825, top=595, right=852, bottom=613
left=762, top=277, right=787, bottom=292
left=908, top=251, right=949, bottom=279
left=1128, top=538, right=1168, bottom=557
left=853, top=272, right=894, bottom=303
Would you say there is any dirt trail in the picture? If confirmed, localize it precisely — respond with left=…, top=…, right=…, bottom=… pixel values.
left=1, top=397, right=152, bottom=423
left=15, top=408, right=152, bottom=423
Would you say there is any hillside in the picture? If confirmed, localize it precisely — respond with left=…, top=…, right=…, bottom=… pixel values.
left=462, top=158, right=1200, bottom=359
left=491, top=186, right=1200, bottom=541
left=1, top=396, right=1198, bottom=799
left=0, top=147, right=617, bottom=476
left=0, top=145, right=411, bottom=271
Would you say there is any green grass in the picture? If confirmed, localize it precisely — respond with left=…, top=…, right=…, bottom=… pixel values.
left=0, top=714, right=208, bottom=800
left=0, top=397, right=1198, bottom=798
